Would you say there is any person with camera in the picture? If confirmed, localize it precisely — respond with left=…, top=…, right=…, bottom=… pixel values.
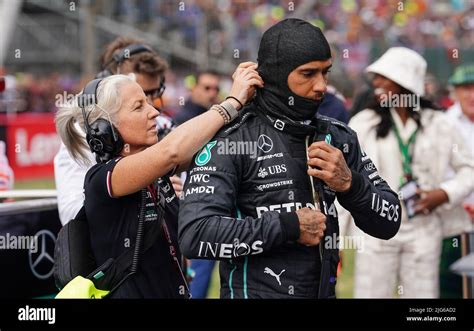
left=346, top=47, right=474, bottom=298
left=54, top=61, right=263, bottom=298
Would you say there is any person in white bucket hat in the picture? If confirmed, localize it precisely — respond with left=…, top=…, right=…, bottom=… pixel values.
left=338, top=47, right=474, bottom=298
left=365, top=47, right=427, bottom=96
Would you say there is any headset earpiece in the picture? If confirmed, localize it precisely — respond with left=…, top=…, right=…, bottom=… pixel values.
left=80, top=44, right=154, bottom=162
left=97, top=44, right=153, bottom=78
left=79, top=79, right=124, bottom=163
left=112, top=44, right=153, bottom=64
left=86, top=118, right=124, bottom=163
left=95, top=69, right=113, bottom=79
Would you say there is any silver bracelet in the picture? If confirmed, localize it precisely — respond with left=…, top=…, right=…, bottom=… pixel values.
left=219, top=100, right=239, bottom=122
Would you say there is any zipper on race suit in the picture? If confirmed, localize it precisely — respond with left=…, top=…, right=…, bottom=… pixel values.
left=305, top=135, right=326, bottom=298
left=305, top=135, right=323, bottom=260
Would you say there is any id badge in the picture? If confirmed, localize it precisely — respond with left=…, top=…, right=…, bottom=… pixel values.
left=399, top=180, right=419, bottom=219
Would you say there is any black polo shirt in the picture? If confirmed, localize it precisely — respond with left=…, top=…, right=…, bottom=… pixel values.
left=84, top=157, right=186, bottom=298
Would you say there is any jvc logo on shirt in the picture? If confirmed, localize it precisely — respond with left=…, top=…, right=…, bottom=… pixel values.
left=197, top=240, right=263, bottom=258
left=18, top=305, right=55, bottom=325
left=371, top=193, right=400, bottom=222
left=257, top=164, right=287, bottom=178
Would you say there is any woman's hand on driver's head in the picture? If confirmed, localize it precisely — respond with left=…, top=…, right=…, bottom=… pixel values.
left=229, top=62, right=264, bottom=108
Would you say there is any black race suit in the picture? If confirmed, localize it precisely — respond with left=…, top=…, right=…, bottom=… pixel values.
left=178, top=106, right=401, bottom=299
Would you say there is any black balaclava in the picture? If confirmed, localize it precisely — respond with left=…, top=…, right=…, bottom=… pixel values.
left=255, top=18, right=331, bottom=129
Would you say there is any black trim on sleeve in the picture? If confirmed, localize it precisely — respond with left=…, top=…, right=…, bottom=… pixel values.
left=337, top=170, right=364, bottom=200
left=279, top=211, right=300, bottom=242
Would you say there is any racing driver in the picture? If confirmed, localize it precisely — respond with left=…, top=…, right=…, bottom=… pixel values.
left=178, top=19, right=401, bottom=299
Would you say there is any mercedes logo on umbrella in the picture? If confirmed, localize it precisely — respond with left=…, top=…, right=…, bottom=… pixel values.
left=28, top=229, right=56, bottom=280
left=257, top=134, right=273, bottom=153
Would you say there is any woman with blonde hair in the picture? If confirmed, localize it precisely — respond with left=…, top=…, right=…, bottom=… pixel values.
left=55, top=62, right=263, bottom=298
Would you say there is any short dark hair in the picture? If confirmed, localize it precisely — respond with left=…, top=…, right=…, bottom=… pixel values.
left=100, top=36, right=168, bottom=78
left=196, top=70, right=220, bottom=84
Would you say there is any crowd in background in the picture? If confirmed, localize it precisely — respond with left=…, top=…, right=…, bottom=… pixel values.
left=95, top=0, right=474, bottom=80
left=2, top=0, right=473, bottom=114
left=0, top=64, right=461, bottom=117
left=1, top=1, right=473, bottom=300
left=96, top=0, right=474, bottom=57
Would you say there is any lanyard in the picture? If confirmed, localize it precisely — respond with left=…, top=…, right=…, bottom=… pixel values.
left=147, top=183, right=191, bottom=298
left=390, top=116, right=418, bottom=184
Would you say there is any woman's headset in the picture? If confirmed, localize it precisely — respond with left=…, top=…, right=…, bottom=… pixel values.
left=77, top=78, right=124, bottom=163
